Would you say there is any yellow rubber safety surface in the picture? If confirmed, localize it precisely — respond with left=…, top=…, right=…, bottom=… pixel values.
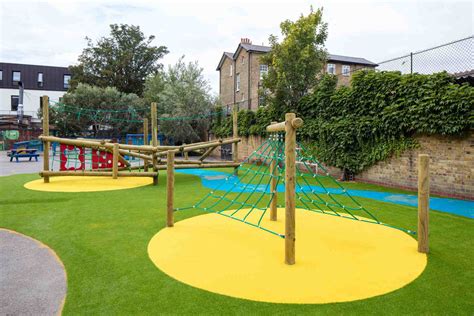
left=24, top=176, right=153, bottom=192
left=148, top=208, right=427, bottom=304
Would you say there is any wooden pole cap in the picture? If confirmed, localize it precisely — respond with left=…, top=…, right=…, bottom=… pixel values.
left=291, top=117, right=304, bottom=129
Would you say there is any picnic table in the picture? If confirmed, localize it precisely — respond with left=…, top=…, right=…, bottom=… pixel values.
left=7, top=148, right=40, bottom=162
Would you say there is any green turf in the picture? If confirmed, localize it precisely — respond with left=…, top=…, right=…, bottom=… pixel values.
left=0, top=169, right=473, bottom=315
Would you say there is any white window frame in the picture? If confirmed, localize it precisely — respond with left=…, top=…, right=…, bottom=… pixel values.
left=236, top=73, right=240, bottom=91
left=11, top=95, right=19, bottom=111
left=259, top=64, right=268, bottom=80
left=229, top=64, right=233, bottom=77
left=327, top=63, right=336, bottom=75
left=241, top=56, right=245, bottom=64
left=342, top=65, right=351, bottom=76
left=12, top=71, right=21, bottom=82
left=0, top=70, right=3, bottom=81
left=38, top=72, right=43, bottom=82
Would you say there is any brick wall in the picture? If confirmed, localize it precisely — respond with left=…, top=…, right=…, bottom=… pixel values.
left=211, top=131, right=473, bottom=199
left=219, top=57, right=234, bottom=107
left=356, top=131, right=474, bottom=199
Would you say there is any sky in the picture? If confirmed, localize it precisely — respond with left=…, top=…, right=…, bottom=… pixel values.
left=0, top=0, right=472, bottom=95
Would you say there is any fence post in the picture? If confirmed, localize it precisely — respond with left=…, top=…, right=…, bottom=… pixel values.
left=151, top=102, right=158, bottom=185
left=410, top=52, right=413, bottom=74
left=285, top=113, right=296, bottom=265
left=42, top=96, right=50, bottom=183
left=143, top=118, right=149, bottom=170
left=167, top=150, right=175, bottom=227
left=418, top=154, right=429, bottom=253
left=112, top=143, right=119, bottom=179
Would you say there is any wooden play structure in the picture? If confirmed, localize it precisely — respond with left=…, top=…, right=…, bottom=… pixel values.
left=165, top=112, right=430, bottom=265
left=39, top=96, right=241, bottom=184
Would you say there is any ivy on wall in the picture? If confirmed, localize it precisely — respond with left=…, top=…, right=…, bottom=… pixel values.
left=211, top=71, right=474, bottom=173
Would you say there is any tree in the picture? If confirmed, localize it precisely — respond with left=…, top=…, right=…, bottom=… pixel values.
left=144, top=57, right=214, bottom=144
left=48, top=83, right=146, bottom=138
left=260, top=7, right=328, bottom=117
left=69, top=24, right=168, bottom=96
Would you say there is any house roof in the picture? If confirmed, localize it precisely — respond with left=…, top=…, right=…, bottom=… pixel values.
left=216, top=52, right=234, bottom=70
left=327, top=54, right=378, bottom=66
left=453, top=69, right=474, bottom=79
left=216, top=43, right=378, bottom=70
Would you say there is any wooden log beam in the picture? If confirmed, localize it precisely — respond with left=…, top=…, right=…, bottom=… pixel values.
left=167, top=151, right=175, bottom=227
left=266, top=117, right=303, bottom=132
left=40, top=171, right=157, bottom=177
left=199, top=145, right=219, bottom=161
left=42, top=95, right=50, bottom=183
left=418, top=154, right=430, bottom=254
left=112, top=143, right=119, bottom=179
left=118, top=149, right=153, bottom=161
left=285, top=113, right=297, bottom=265
left=39, top=136, right=113, bottom=149
left=156, top=162, right=240, bottom=170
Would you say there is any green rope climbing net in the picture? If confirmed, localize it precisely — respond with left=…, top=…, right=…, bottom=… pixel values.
left=177, top=133, right=414, bottom=238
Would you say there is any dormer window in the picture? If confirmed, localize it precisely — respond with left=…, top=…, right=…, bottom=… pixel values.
left=12, top=71, right=21, bottom=85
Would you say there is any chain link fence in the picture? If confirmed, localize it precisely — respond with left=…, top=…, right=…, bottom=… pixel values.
left=377, top=36, right=473, bottom=76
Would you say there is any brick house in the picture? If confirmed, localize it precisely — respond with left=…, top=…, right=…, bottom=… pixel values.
left=217, top=38, right=378, bottom=111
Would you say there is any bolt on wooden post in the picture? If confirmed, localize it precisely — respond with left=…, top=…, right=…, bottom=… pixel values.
left=166, top=150, right=175, bottom=227
left=418, top=154, right=429, bottom=253
left=42, top=96, right=50, bottom=183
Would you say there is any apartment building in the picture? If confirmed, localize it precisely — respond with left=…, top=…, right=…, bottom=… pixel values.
left=0, top=62, right=71, bottom=119
left=217, top=38, right=378, bottom=111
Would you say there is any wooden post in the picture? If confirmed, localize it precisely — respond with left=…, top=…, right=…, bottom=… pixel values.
left=285, top=113, right=296, bottom=265
left=151, top=103, right=158, bottom=185
left=42, top=96, right=50, bottom=183
left=167, top=150, right=175, bottom=227
left=112, top=143, right=119, bottom=179
left=143, top=118, right=149, bottom=170
left=418, top=154, right=429, bottom=253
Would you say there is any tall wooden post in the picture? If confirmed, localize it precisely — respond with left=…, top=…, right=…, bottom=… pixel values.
left=151, top=103, right=158, bottom=185
left=285, top=113, right=296, bottom=265
left=112, top=143, right=119, bottom=179
left=418, top=154, right=429, bottom=253
left=42, top=96, right=50, bottom=183
left=143, top=118, right=149, bottom=170
left=167, top=150, right=175, bottom=227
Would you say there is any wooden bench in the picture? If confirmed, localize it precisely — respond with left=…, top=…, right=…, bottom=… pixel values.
left=7, top=149, right=40, bottom=162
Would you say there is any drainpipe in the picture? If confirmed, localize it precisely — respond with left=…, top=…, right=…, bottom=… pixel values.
left=248, top=51, right=251, bottom=110
left=18, top=81, right=24, bottom=123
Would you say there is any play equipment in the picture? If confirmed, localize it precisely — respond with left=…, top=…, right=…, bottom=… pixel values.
left=165, top=113, right=430, bottom=265
left=37, top=96, right=241, bottom=186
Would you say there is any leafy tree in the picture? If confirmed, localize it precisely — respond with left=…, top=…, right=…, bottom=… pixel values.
left=69, top=24, right=168, bottom=96
left=48, top=83, right=146, bottom=138
left=144, top=57, right=214, bottom=144
left=261, top=7, right=328, bottom=117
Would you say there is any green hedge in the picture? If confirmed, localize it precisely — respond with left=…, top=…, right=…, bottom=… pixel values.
left=211, top=71, right=473, bottom=173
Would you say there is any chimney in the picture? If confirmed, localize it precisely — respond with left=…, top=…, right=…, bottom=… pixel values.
left=240, top=38, right=252, bottom=44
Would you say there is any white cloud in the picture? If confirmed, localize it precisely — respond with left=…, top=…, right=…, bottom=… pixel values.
left=0, top=0, right=472, bottom=93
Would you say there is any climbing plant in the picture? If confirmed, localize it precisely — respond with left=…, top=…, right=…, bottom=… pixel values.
left=211, top=71, right=473, bottom=174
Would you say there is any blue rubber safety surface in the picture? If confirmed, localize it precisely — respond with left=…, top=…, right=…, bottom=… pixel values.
left=176, top=169, right=474, bottom=219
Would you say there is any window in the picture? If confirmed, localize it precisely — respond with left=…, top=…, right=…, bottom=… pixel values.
left=12, top=71, right=21, bottom=84
left=63, top=74, right=71, bottom=89
left=342, top=65, right=350, bottom=76
left=241, top=93, right=244, bottom=101
left=229, top=64, right=233, bottom=77
left=0, top=70, right=3, bottom=81
left=38, top=72, right=44, bottom=87
left=241, top=56, right=245, bottom=64
left=11, top=95, right=19, bottom=111
left=258, top=95, right=265, bottom=107
left=327, top=64, right=336, bottom=74
left=259, top=64, right=268, bottom=80
left=236, top=73, right=240, bottom=91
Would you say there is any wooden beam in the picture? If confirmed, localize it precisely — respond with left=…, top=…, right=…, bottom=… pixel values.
left=42, top=96, right=50, bottom=183
left=267, top=117, right=303, bottom=133
left=167, top=150, right=175, bottom=227
left=285, top=113, right=297, bottom=265
left=418, top=154, right=430, bottom=254
left=40, top=171, right=157, bottom=177
left=199, top=145, right=219, bottom=161
left=156, top=162, right=240, bottom=170
left=39, top=136, right=113, bottom=149
left=151, top=102, right=159, bottom=185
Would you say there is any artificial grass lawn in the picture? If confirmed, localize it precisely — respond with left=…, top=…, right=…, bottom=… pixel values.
left=0, top=168, right=473, bottom=315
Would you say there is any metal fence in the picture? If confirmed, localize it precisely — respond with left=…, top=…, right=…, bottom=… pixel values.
left=376, top=35, right=473, bottom=75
